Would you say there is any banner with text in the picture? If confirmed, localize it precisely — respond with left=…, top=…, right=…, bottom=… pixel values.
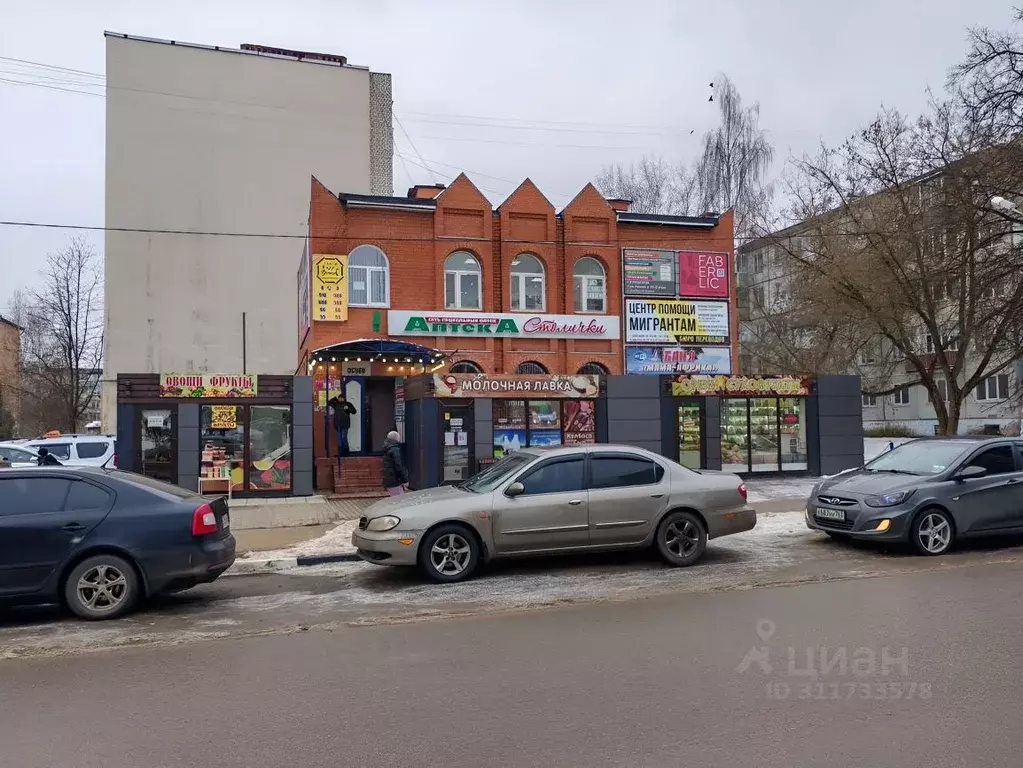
left=622, top=249, right=677, bottom=297
left=626, top=346, right=732, bottom=375
left=678, top=251, right=730, bottom=299
left=433, top=374, right=600, bottom=398
left=670, top=375, right=810, bottom=397
left=313, top=254, right=348, bottom=322
left=159, top=374, right=257, bottom=398
left=390, top=310, right=620, bottom=339
left=625, top=299, right=730, bottom=345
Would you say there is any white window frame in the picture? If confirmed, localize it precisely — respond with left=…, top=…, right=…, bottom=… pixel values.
left=511, top=254, right=546, bottom=312
left=573, top=257, right=607, bottom=314
left=444, top=252, right=482, bottom=310
left=976, top=374, right=1010, bottom=402
left=862, top=393, right=877, bottom=407
left=347, top=245, right=390, bottom=308
left=893, top=386, right=910, bottom=406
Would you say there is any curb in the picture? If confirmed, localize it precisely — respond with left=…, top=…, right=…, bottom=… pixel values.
left=225, top=551, right=361, bottom=576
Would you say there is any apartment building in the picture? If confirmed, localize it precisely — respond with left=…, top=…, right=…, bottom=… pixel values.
left=0, top=315, right=21, bottom=431
left=737, top=179, right=1022, bottom=436
left=102, top=33, right=393, bottom=431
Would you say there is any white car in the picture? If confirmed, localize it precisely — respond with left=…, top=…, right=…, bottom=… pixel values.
left=0, top=442, right=40, bottom=467
left=25, top=435, right=117, bottom=467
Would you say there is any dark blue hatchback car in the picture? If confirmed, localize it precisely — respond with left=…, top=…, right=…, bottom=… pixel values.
left=0, top=467, right=235, bottom=620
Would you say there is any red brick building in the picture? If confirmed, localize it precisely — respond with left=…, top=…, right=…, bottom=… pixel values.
left=301, top=174, right=735, bottom=374
left=300, top=174, right=735, bottom=487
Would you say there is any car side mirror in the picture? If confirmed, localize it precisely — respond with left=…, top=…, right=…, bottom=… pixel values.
left=955, top=465, right=987, bottom=482
left=505, top=481, right=525, bottom=498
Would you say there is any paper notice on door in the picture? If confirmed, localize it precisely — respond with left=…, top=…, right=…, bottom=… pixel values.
left=444, top=432, right=456, bottom=446
left=456, top=431, right=468, bottom=446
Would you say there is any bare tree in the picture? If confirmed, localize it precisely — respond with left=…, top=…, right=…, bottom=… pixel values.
left=0, top=388, right=14, bottom=440
left=7, top=238, right=104, bottom=434
left=594, top=75, right=776, bottom=240
left=952, top=8, right=1023, bottom=140
left=757, top=101, right=1023, bottom=435
left=696, top=75, right=776, bottom=239
left=593, top=156, right=695, bottom=214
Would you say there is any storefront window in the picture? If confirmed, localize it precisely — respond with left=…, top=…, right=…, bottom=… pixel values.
left=492, top=399, right=596, bottom=457
left=750, top=398, right=780, bottom=472
left=677, top=402, right=702, bottom=470
left=718, top=396, right=808, bottom=473
left=493, top=400, right=527, bottom=456
left=527, top=401, right=562, bottom=447
left=201, top=405, right=245, bottom=492
left=248, top=405, right=293, bottom=491
left=562, top=401, right=596, bottom=445
left=720, top=399, right=749, bottom=473
left=779, top=398, right=808, bottom=470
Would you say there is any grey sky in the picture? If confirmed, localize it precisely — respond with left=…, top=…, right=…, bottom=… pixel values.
left=0, top=0, right=1012, bottom=309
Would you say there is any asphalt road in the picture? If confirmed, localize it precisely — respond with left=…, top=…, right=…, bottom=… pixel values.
left=5, top=513, right=1023, bottom=659
left=4, top=558, right=1023, bottom=768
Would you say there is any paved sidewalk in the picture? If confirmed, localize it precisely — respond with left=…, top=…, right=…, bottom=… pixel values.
left=233, top=524, right=334, bottom=553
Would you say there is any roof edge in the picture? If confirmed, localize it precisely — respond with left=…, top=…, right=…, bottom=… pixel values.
left=103, top=32, right=374, bottom=72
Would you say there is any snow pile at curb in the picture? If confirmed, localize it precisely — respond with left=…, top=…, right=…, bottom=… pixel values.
left=240, top=519, right=360, bottom=562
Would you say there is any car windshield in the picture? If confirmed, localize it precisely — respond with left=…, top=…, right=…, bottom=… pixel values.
left=459, top=453, right=535, bottom=493
left=865, top=440, right=972, bottom=476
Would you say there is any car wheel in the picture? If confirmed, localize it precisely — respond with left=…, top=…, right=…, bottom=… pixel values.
left=63, top=554, right=140, bottom=620
left=911, top=508, right=955, bottom=556
left=656, top=511, right=707, bottom=567
left=418, top=525, right=480, bottom=583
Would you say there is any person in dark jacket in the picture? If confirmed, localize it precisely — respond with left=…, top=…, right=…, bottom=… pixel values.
left=327, top=395, right=357, bottom=456
left=36, top=447, right=62, bottom=466
left=381, top=430, right=408, bottom=495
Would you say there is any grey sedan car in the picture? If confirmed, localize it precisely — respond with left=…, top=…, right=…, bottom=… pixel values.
left=806, top=437, right=1023, bottom=555
left=352, top=444, right=756, bottom=582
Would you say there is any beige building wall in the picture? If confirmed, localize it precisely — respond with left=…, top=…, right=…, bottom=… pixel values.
left=102, top=34, right=393, bottom=430
left=0, top=318, right=21, bottom=430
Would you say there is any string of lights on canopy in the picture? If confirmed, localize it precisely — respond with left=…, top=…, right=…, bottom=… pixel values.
left=306, top=338, right=450, bottom=374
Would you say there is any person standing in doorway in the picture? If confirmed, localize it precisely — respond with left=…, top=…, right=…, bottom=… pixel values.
left=327, top=394, right=357, bottom=457
left=381, top=430, right=408, bottom=496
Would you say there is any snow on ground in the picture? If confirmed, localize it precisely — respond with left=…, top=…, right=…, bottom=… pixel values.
left=745, top=478, right=816, bottom=503
left=240, top=519, right=359, bottom=561
left=242, top=440, right=910, bottom=560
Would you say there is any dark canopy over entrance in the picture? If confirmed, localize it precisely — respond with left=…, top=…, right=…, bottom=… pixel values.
left=308, top=338, right=446, bottom=366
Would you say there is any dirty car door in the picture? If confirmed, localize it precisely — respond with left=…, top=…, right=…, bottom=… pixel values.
left=491, top=455, right=589, bottom=554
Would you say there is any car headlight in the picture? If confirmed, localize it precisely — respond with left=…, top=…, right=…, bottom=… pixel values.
left=366, top=515, right=401, bottom=531
left=864, top=490, right=914, bottom=508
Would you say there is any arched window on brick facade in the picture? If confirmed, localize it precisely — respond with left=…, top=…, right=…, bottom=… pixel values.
left=444, top=252, right=482, bottom=309
left=577, top=362, right=608, bottom=375
left=573, top=257, right=607, bottom=313
left=348, top=244, right=390, bottom=307
left=516, top=360, right=549, bottom=375
left=449, top=361, right=483, bottom=374
left=510, top=254, right=546, bottom=311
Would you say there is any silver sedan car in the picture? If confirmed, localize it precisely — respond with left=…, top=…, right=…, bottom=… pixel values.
left=352, top=444, right=756, bottom=582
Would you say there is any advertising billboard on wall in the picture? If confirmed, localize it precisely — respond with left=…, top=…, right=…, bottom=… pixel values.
left=677, top=251, right=730, bottom=299
left=622, top=249, right=677, bottom=297
left=625, top=299, right=730, bottom=345
left=625, top=346, right=732, bottom=375
left=312, top=254, right=349, bottom=322
left=389, top=310, right=620, bottom=339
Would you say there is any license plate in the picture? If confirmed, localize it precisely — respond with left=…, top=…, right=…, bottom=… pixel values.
left=221, top=514, right=230, bottom=530
left=816, top=507, right=845, bottom=522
